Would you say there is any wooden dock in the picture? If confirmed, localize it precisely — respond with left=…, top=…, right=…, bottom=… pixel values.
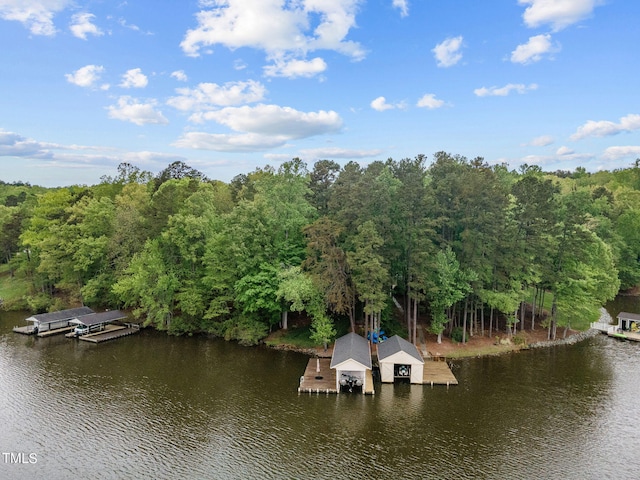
left=422, top=359, right=458, bottom=386
left=78, top=324, right=140, bottom=343
left=37, top=326, right=76, bottom=337
left=299, top=358, right=337, bottom=394
left=12, top=325, right=36, bottom=335
left=297, top=356, right=457, bottom=394
left=298, top=358, right=375, bottom=395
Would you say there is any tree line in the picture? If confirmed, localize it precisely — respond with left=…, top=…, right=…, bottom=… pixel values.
left=2, top=154, right=639, bottom=345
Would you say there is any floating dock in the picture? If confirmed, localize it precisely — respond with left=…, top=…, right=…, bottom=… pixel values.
left=76, top=324, right=140, bottom=343
left=298, top=356, right=457, bottom=394
left=422, top=358, right=458, bottom=386
left=591, top=319, right=640, bottom=342
left=12, top=325, right=36, bottom=335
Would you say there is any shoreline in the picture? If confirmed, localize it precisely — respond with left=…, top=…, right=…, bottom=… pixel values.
left=266, top=308, right=614, bottom=360
left=266, top=327, right=604, bottom=360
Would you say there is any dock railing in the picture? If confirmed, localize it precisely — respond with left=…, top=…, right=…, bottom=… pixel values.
left=590, top=321, right=617, bottom=335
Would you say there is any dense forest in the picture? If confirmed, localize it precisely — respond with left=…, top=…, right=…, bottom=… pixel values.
left=2, top=154, right=639, bottom=346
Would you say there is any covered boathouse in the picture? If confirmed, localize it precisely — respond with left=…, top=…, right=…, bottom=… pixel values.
left=330, top=332, right=373, bottom=393
left=70, top=310, right=128, bottom=335
left=15, top=307, right=95, bottom=335
left=616, top=312, right=640, bottom=332
left=377, top=335, right=425, bottom=384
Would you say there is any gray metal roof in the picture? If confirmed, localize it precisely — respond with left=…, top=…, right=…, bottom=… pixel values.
left=26, top=307, right=95, bottom=325
left=377, top=335, right=424, bottom=363
left=73, top=310, right=127, bottom=326
left=330, top=333, right=372, bottom=370
left=617, top=312, right=640, bottom=322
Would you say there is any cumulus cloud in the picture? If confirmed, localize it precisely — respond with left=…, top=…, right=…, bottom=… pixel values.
left=370, top=96, right=394, bottom=112
left=370, top=96, right=406, bottom=112
left=474, top=83, right=538, bottom=97
left=170, top=70, right=188, bottom=82
left=416, top=93, right=445, bottom=109
left=519, top=0, right=602, bottom=31
left=571, top=114, right=640, bottom=140
left=167, top=80, right=266, bottom=113
left=511, top=34, right=556, bottom=64
left=65, top=65, right=107, bottom=89
left=199, top=104, right=342, bottom=138
left=432, top=36, right=463, bottom=68
left=0, top=0, right=71, bottom=36
left=69, top=12, right=102, bottom=40
left=393, top=0, right=409, bottom=17
left=264, top=56, right=327, bottom=78
left=173, top=104, right=343, bottom=152
left=119, top=68, right=148, bottom=89
left=180, top=0, right=365, bottom=69
left=602, top=146, right=640, bottom=161
left=107, top=96, right=169, bottom=126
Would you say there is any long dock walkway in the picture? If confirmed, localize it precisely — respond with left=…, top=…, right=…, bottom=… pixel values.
left=37, top=326, right=76, bottom=337
left=78, top=325, right=140, bottom=343
left=422, top=359, right=458, bottom=386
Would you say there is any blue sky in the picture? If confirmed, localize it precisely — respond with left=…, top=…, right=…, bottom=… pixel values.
left=1, top=0, right=639, bottom=187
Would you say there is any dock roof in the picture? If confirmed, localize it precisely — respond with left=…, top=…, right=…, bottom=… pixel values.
left=330, top=333, right=372, bottom=370
left=377, top=335, right=424, bottom=363
left=26, top=307, right=94, bottom=325
left=617, top=312, right=640, bottom=322
left=71, top=310, right=127, bottom=326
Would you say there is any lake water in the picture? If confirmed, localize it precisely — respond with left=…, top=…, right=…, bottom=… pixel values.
left=1, top=303, right=639, bottom=480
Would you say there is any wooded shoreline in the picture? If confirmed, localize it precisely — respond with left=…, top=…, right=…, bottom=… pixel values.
left=2, top=156, right=638, bottom=349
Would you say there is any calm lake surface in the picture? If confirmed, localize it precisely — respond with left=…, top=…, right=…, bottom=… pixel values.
left=1, top=300, right=639, bottom=480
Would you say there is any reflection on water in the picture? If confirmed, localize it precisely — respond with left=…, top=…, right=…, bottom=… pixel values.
left=1, top=309, right=639, bottom=480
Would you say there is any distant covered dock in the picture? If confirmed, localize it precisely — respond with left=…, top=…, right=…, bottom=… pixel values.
left=13, top=307, right=95, bottom=336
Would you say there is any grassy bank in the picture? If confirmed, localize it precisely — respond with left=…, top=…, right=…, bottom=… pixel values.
left=0, top=264, right=29, bottom=310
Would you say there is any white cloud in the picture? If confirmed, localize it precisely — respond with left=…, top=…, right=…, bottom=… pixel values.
left=432, top=36, right=463, bottom=68
left=511, top=34, right=556, bottom=64
left=263, top=56, right=327, bottom=78
left=474, top=83, right=538, bottom=97
left=393, top=0, right=408, bottom=17
left=602, top=146, right=640, bottom=161
left=0, top=0, right=71, bottom=36
left=519, top=0, right=602, bottom=31
left=69, top=12, right=102, bottom=40
left=370, top=96, right=394, bottom=111
left=117, top=17, right=152, bottom=35
left=173, top=132, right=289, bottom=152
left=370, top=96, right=406, bottom=112
left=526, top=135, right=555, bottom=146
left=0, top=130, right=51, bottom=157
left=517, top=151, right=594, bottom=167
left=107, top=96, right=169, bottom=126
left=198, top=104, right=343, bottom=138
left=173, top=103, right=343, bottom=152
left=65, top=64, right=106, bottom=89
left=416, top=93, right=445, bottom=109
left=180, top=0, right=365, bottom=70
left=233, top=59, right=247, bottom=71
left=170, top=70, right=188, bottom=82
left=571, top=114, right=640, bottom=140
left=300, top=147, right=382, bottom=159
left=167, top=80, right=266, bottom=113
left=119, top=68, right=148, bottom=88
left=556, top=145, right=574, bottom=155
